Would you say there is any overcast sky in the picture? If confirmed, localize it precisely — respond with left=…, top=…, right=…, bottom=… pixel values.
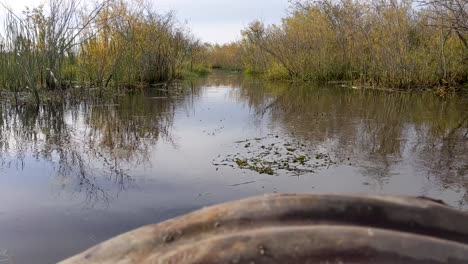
left=2, top=0, right=289, bottom=44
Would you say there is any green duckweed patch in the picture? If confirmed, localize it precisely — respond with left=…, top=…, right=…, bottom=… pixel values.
left=213, top=134, right=337, bottom=176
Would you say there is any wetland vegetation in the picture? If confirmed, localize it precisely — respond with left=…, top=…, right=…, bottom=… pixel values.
left=0, top=0, right=467, bottom=104
left=204, top=0, right=468, bottom=91
left=0, top=70, right=467, bottom=264
left=0, top=0, right=467, bottom=263
left=0, top=0, right=208, bottom=104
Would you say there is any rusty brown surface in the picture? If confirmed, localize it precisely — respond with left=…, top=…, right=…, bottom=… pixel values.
left=60, top=193, right=468, bottom=264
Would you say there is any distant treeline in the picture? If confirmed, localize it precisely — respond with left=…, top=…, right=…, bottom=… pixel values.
left=1, top=0, right=467, bottom=102
left=0, top=0, right=207, bottom=103
left=203, top=0, right=468, bottom=90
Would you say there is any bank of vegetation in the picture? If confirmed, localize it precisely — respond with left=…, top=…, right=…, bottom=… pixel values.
left=204, top=0, right=467, bottom=91
left=1, top=0, right=467, bottom=102
left=203, top=42, right=243, bottom=71
left=0, top=0, right=208, bottom=104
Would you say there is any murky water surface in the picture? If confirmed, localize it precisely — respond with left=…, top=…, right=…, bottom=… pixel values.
left=1, top=72, right=467, bottom=263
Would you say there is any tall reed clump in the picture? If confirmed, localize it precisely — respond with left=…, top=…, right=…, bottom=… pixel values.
left=0, top=0, right=201, bottom=103
left=236, top=0, right=467, bottom=90
left=0, top=8, right=43, bottom=103
left=79, top=1, right=200, bottom=87
left=0, top=0, right=109, bottom=103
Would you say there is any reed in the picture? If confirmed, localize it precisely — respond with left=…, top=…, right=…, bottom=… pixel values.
left=206, top=0, right=468, bottom=90
left=0, top=0, right=203, bottom=103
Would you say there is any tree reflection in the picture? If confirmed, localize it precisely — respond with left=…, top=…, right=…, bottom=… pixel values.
left=0, top=83, right=199, bottom=206
left=236, top=80, right=468, bottom=205
left=1, top=74, right=466, bottom=207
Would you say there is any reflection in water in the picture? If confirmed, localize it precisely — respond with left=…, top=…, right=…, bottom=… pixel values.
left=1, top=74, right=467, bottom=204
left=0, top=72, right=467, bottom=263
left=0, top=87, right=189, bottom=205
left=237, top=80, right=468, bottom=204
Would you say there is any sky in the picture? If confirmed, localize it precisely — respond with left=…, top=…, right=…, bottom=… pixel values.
left=2, top=0, right=289, bottom=44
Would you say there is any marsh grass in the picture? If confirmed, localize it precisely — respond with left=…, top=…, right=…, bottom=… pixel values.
left=0, top=0, right=205, bottom=104
left=205, top=0, right=468, bottom=90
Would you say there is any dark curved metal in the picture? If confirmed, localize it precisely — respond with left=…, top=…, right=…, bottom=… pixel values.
left=60, top=194, right=468, bottom=263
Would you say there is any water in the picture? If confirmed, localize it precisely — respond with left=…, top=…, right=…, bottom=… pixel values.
left=0, top=71, right=467, bottom=263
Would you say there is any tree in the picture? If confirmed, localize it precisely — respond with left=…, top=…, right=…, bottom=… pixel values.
left=419, top=0, right=468, bottom=49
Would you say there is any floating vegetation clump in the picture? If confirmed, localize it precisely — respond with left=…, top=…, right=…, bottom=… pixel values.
left=213, top=135, right=337, bottom=175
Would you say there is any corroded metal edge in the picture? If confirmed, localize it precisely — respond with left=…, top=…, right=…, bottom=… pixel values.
left=60, top=193, right=468, bottom=264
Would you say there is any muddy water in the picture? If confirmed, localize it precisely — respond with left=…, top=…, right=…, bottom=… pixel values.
left=0, top=71, right=467, bottom=263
